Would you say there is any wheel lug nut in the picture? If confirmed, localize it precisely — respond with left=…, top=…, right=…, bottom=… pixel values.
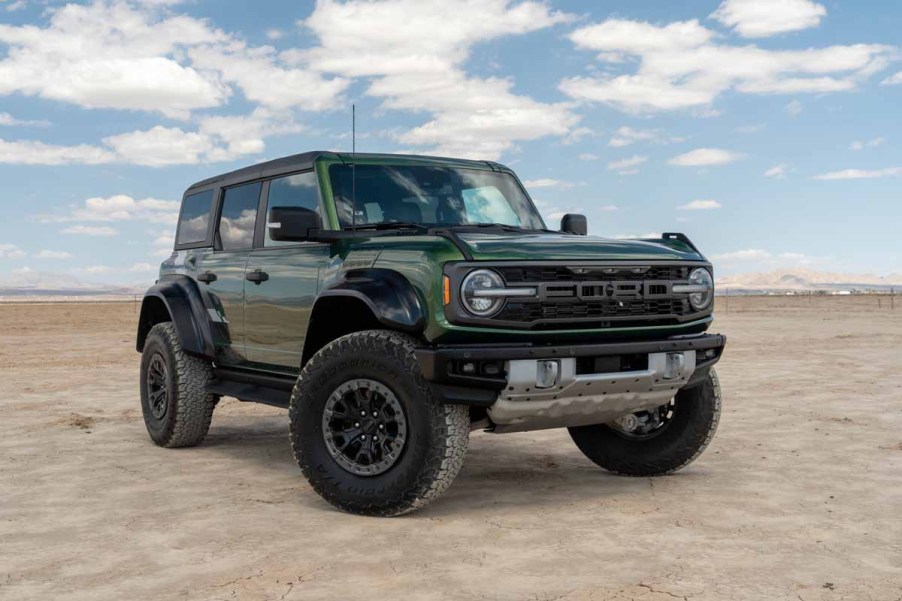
left=361, top=411, right=366, bottom=416
left=373, top=412, right=377, bottom=417
left=361, top=435, right=366, bottom=440
left=354, top=422, right=360, bottom=427
left=379, top=424, right=384, bottom=430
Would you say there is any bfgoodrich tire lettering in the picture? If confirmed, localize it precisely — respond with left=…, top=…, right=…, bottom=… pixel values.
left=289, top=330, right=469, bottom=516
left=568, top=369, right=722, bottom=476
left=139, top=322, right=217, bottom=448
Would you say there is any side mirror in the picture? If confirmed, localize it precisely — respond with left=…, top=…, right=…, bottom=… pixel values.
left=561, top=213, right=587, bottom=236
left=268, top=206, right=322, bottom=242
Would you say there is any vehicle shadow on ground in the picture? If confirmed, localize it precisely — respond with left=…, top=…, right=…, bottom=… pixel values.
left=196, top=417, right=700, bottom=515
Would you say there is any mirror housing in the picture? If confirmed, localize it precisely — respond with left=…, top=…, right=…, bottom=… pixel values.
left=561, top=213, right=587, bottom=236
left=268, top=206, right=322, bottom=242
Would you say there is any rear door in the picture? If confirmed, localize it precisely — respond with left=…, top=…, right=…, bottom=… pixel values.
left=244, top=170, right=330, bottom=372
left=195, top=181, right=262, bottom=366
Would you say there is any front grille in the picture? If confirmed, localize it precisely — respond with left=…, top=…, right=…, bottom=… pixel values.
left=498, top=265, right=689, bottom=283
left=480, top=263, right=702, bottom=329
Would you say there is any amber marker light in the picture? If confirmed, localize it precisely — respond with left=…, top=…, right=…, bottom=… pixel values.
left=443, top=275, right=451, bottom=305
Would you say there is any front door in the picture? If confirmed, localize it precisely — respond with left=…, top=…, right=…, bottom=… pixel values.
left=195, top=181, right=262, bottom=366
left=244, top=170, right=329, bottom=372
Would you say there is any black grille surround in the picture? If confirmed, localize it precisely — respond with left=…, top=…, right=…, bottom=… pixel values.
left=444, top=261, right=712, bottom=331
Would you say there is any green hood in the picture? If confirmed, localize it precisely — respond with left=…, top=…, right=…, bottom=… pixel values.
left=455, top=232, right=704, bottom=262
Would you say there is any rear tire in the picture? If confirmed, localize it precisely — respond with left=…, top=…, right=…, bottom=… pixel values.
left=289, top=330, right=468, bottom=516
left=139, top=322, right=217, bottom=448
left=568, top=369, right=722, bottom=476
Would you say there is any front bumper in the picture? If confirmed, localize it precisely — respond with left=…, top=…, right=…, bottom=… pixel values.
left=415, top=333, right=726, bottom=433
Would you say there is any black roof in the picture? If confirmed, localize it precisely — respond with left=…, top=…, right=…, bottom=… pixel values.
left=184, top=151, right=508, bottom=193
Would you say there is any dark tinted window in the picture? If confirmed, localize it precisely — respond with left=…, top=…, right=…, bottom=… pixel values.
left=328, top=164, right=544, bottom=230
left=218, top=182, right=261, bottom=250
left=176, top=190, right=213, bottom=246
left=265, top=172, right=319, bottom=247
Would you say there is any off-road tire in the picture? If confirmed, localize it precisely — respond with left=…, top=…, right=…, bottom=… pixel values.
left=139, top=322, right=217, bottom=448
left=289, top=330, right=469, bottom=516
left=568, top=369, right=722, bottom=476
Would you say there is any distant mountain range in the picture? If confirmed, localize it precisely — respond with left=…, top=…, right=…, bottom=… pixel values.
left=717, top=269, right=902, bottom=292
left=1, top=268, right=899, bottom=299
left=0, top=270, right=146, bottom=298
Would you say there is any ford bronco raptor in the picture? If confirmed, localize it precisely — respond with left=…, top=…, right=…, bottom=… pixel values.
left=137, top=151, right=725, bottom=516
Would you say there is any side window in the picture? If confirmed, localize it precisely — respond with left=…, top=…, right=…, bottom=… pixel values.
left=218, top=182, right=261, bottom=251
left=265, top=171, right=319, bottom=246
left=176, top=190, right=214, bottom=246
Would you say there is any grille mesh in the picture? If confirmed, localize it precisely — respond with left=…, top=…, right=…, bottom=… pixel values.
left=498, top=299, right=689, bottom=322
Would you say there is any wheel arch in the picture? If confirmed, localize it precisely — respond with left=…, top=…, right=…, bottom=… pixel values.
left=136, top=276, right=215, bottom=358
left=301, top=268, right=427, bottom=366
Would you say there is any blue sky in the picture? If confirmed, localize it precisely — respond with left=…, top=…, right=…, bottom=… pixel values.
left=0, top=0, right=900, bottom=286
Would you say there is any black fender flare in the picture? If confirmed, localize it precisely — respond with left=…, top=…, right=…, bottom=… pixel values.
left=136, top=275, right=215, bottom=358
left=315, top=268, right=427, bottom=333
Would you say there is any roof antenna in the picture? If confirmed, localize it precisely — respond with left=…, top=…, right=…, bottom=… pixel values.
left=351, top=103, right=357, bottom=231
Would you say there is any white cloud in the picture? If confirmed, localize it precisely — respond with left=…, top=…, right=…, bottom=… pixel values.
left=883, top=72, right=902, bottom=85
left=578, top=153, right=600, bottom=161
left=104, top=126, right=213, bottom=167
left=0, top=243, right=26, bottom=259
left=62, top=225, right=118, bottom=236
left=813, top=167, right=902, bottom=180
left=711, top=0, right=826, bottom=38
left=765, top=163, right=790, bottom=178
left=785, top=100, right=803, bottom=116
left=607, top=155, right=647, bottom=173
left=669, top=148, right=743, bottom=167
left=678, top=199, right=721, bottom=210
left=560, top=18, right=892, bottom=113
left=1, top=107, right=301, bottom=166
left=849, top=137, right=885, bottom=151
left=0, top=112, right=50, bottom=127
left=35, top=250, right=72, bottom=259
left=0, top=2, right=230, bottom=118
left=41, top=194, right=180, bottom=225
left=265, top=28, right=284, bottom=41
left=0, top=138, right=114, bottom=165
left=608, top=126, right=656, bottom=147
left=300, top=0, right=579, bottom=159
left=0, top=1, right=348, bottom=119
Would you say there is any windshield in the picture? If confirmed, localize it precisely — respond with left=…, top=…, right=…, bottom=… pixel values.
left=328, top=164, right=546, bottom=230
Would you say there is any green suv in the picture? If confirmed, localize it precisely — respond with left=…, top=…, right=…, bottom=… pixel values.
left=136, top=151, right=725, bottom=516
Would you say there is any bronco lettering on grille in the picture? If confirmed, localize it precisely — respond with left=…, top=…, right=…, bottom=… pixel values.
left=535, top=280, right=675, bottom=302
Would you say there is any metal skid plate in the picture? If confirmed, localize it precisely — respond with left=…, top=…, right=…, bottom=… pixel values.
left=488, top=351, right=696, bottom=433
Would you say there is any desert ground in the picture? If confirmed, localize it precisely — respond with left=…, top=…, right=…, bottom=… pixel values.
left=1, top=296, right=900, bottom=601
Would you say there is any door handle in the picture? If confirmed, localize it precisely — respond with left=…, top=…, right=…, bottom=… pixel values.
left=246, top=269, right=269, bottom=284
left=197, top=271, right=217, bottom=284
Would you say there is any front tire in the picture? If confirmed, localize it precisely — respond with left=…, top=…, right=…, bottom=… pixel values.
left=139, top=322, right=217, bottom=448
left=568, top=369, right=722, bottom=476
left=289, top=330, right=468, bottom=516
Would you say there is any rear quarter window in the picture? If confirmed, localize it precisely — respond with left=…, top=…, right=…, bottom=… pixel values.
left=176, top=190, right=214, bottom=246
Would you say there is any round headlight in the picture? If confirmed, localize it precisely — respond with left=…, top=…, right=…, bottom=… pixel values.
left=688, top=267, right=714, bottom=310
left=461, top=269, right=505, bottom=316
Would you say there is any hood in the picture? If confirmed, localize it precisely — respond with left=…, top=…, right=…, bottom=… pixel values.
left=455, top=232, right=704, bottom=262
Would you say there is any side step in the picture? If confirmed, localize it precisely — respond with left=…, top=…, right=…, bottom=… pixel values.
left=205, top=368, right=295, bottom=408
